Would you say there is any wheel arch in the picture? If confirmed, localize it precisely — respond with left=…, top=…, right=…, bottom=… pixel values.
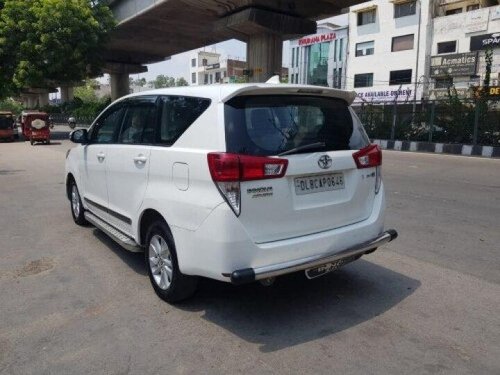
left=66, top=173, right=75, bottom=200
left=138, top=209, right=171, bottom=247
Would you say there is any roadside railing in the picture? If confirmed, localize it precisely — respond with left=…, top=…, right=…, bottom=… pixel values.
left=353, top=98, right=500, bottom=147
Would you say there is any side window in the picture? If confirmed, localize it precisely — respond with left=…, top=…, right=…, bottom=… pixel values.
left=118, top=99, right=157, bottom=144
left=158, top=96, right=211, bottom=145
left=91, top=105, right=124, bottom=144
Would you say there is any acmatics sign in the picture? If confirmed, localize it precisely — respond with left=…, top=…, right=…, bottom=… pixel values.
left=470, top=33, right=500, bottom=51
left=430, top=52, right=477, bottom=77
left=298, top=33, right=336, bottom=46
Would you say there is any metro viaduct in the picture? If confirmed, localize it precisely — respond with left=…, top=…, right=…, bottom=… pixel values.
left=103, top=0, right=367, bottom=100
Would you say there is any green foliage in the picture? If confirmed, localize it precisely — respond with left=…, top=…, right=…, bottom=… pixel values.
left=175, top=77, right=188, bottom=87
left=0, top=98, right=23, bottom=114
left=0, top=0, right=115, bottom=98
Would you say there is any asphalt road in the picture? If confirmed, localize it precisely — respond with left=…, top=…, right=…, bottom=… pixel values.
left=0, top=138, right=499, bottom=374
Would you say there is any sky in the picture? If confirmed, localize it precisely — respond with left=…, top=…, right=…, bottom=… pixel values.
left=128, top=39, right=291, bottom=82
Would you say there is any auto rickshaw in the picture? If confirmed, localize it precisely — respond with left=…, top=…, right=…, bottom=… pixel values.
left=0, top=111, right=15, bottom=142
left=21, top=111, right=52, bottom=145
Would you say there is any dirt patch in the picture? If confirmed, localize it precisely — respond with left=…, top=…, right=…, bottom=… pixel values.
left=16, top=258, right=54, bottom=277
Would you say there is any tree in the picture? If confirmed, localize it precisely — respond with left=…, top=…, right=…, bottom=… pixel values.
left=150, top=75, right=176, bottom=88
left=176, top=77, right=188, bottom=87
left=0, top=0, right=115, bottom=99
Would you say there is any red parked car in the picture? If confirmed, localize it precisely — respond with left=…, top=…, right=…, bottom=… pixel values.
left=0, top=111, right=15, bottom=142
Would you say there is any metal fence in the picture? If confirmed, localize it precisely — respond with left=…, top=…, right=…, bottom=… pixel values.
left=48, top=113, right=93, bottom=127
left=353, top=98, right=500, bottom=147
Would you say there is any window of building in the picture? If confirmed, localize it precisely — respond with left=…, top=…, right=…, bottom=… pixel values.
left=295, top=48, right=299, bottom=67
left=435, top=77, right=453, bottom=89
left=307, top=42, right=330, bottom=87
left=446, top=8, right=462, bottom=15
left=354, top=73, right=373, bottom=88
left=339, top=38, right=344, bottom=61
left=191, top=58, right=196, bottom=67
left=466, top=4, right=479, bottom=11
left=215, top=72, right=221, bottom=83
left=191, top=72, right=196, bottom=84
left=292, top=48, right=295, bottom=68
left=333, top=40, right=338, bottom=62
left=295, top=73, right=299, bottom=84
left=437, top=41, right=456, bottom=54
left=202, top=58, right=208, bottom=66
left=209, top=74, right=213, bottom=84
left=355, top=41, right=375, bottom=56
left=204, top=74, right=208, bottom=84
left=389, top=69, right=412, bottom=85
left=338, top=68, right=342, bottom=88
left=392, top=34, right=414, bottom=52
left=357, top=9, right=376, bottom=26
left=394, top=1, right=416, bottom=18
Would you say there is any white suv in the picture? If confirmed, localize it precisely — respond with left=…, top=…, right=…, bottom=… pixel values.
left=65, top=83, right=397, bottom=303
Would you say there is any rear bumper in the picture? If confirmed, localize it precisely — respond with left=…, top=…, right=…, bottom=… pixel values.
left=229, top=229, right=397, bottom=284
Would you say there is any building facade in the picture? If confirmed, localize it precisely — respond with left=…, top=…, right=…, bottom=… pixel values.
left=429, top=0, right=500, bottom=100
left=345, top=0, right=433, bottom=103
left=189, top=51, right=249, bottom=85
left=288, top=15, right=349, bottom=88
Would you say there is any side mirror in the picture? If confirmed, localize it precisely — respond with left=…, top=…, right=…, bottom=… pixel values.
left=70, top=129, right=88, bottom=144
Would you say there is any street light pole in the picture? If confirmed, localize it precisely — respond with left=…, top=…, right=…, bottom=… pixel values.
left=412, top=0, right=422, bottom=120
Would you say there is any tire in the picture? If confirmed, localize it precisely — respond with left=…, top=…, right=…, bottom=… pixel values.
left=30, top=139, right=34, bottom=145
left=46, top=139, right=50, bottom=145
left=69, top=123, right=76, bottom=129
left=145, top=221, right=198, bottom=303
left=69, top=180, right=88, bottom=226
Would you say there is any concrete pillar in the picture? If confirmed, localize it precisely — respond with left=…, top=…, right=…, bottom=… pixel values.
left=38, top=93, right=49, bottom=107
left=247, top=33, right=283, bottom=83
left=60, top=86, right=74, bottom=102
left=110, top=73, right=130, bottom=101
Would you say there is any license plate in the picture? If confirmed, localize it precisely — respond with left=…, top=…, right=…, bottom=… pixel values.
left=305, top=256, right=356, bottom=279
left=294, top=173, right=344, bottom=195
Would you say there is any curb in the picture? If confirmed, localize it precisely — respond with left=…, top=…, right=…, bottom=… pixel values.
left=372, top=139, right=500, bottom=158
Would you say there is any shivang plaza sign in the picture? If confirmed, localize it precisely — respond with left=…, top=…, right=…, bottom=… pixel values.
left=470, top=33, right=500, bottom=51
left=298, top=33, right=336, bottom=46
left=430, top=52, right=477, bottom=77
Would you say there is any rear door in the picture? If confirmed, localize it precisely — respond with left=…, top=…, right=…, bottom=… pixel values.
left=224, top=95, right=376, bottom=243
left=105, top=96, right=157, bottom=235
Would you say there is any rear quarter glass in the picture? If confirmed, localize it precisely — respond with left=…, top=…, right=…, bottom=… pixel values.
left=224, top=95, right=370, bottom=156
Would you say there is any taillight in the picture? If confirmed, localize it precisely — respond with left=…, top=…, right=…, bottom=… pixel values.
left=353, top=144, right=382, bottom=169
left=207, top=153, right=288, bottom=215
left=353, top=144, right=382, bottom=194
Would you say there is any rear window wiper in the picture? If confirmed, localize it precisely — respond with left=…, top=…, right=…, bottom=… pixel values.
left=278, top=142, right=326, bottom=156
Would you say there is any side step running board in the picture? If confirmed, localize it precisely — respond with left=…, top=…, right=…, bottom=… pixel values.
left=84, top=211, right=142, bottom=253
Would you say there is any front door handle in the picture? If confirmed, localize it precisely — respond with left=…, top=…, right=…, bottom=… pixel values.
left=133, top=154, right=148, bottom=164
left=97, top=152, right=105, bottom=161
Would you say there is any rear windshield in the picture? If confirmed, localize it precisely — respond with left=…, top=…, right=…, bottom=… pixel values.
left=224, top=95, right=369, bottom=156
left=0, top=116, right=14, bottom=129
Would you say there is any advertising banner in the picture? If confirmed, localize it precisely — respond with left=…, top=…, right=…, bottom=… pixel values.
left=465, top=8, right=490, bottom=33
left=430, top=52, right=478, bottom=77
left=354, top=86, right=415, bottom=103
left=470, top=33, right=500, bottom=51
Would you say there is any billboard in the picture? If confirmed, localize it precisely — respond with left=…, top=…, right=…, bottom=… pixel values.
left=430, top=52, right=478, bottom=77
left=470, top=33, right=500, bottom=51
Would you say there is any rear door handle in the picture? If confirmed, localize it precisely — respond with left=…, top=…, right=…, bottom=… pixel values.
left=133, top=155, right=148, bottom=164
left=97, top=152, right=105, bottom=161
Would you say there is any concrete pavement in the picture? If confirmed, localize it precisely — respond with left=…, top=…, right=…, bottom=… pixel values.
left=0, top=141, right=499, bottom=374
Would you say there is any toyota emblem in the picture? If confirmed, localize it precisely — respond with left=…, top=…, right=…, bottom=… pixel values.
left=318, top=155, right=332, bottom=169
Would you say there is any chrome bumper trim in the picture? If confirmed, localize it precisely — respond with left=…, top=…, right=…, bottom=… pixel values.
left=230, top=229, right=398, bottom=285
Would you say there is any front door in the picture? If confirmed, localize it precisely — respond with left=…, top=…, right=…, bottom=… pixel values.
left=80, top=104, right=125, bottom=221
left=105, top=96, right=158, bottom=236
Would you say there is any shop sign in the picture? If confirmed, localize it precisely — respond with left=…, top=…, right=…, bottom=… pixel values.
left=465, top=8, right=489, bottom=33
left=298, top=33, right=336, bottom=46
left=354, top=87, right=414, bottom=103
left=472, top=86, right=500, bottom=98
left=470, top=32, right=500, bottom=51
left=206, top=63, right=220, bottom=70
left=429, top=88, right=470, bottom=100
left=430, top=52, right=477, bottom=77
